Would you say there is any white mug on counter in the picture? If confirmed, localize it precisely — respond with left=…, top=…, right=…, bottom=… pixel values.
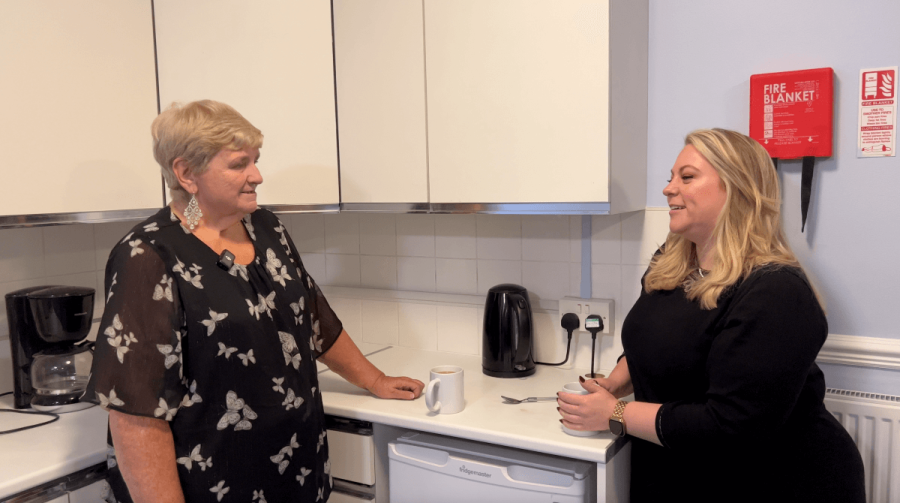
left=425, top=366, right=464, bottom=415
left=560, top=382, right=599, bottom=437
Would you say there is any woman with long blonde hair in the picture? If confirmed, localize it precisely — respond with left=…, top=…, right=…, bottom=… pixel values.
left=558, top=129, right=864, bottom=502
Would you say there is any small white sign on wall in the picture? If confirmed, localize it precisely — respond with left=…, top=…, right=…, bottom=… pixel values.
left=857, top=66, right=897, bottom=157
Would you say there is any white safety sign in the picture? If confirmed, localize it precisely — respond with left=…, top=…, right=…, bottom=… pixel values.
left=858, top=66, right=897, bottom=157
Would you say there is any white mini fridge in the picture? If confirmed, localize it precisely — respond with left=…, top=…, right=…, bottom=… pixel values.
left=388, top=432, right=594, bottom=503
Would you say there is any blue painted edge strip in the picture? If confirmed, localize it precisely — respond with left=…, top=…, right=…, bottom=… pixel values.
left=580, top=215, right=591, bottom=299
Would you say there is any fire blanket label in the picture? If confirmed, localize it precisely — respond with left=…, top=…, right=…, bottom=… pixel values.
left=858, top=66, right=897, bottom=158
left=750, top=68, right=834, bottom=159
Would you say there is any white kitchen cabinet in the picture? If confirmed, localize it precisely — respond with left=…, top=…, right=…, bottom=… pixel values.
left=0, top=1, right=162, bottom=218
left=425, top=0, right=647, bottom=210
left=333, top=0, right=429, bottom=204
left=154, top=0, right=340, bottom=208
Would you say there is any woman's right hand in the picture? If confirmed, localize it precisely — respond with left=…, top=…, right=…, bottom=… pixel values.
left=581, top=357, right=633, bottom=398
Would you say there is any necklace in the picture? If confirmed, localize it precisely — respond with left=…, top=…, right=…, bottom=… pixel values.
left=698, top=268, right=706, bottom=278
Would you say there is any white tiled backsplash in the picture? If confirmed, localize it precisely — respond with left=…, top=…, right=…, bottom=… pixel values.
left=0, top=210, right=671, bottom=392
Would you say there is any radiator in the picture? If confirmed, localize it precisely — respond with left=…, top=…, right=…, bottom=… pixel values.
left=824, top=388, right=900, bottom=503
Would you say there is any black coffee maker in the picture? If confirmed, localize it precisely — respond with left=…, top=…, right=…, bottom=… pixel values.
left=482, top=284, right=535, bottom=378
left=5, top=285, right=95, bottom=411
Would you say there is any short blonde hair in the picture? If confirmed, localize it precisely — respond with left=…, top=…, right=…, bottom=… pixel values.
left=644, top=128, right=805, bottom=309
left=151, top=100, right=263, bottom=203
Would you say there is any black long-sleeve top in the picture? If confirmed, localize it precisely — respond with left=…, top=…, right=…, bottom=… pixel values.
left=622, top=265, right=864, bottom=503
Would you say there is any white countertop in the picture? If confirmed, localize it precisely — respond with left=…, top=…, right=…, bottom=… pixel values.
left=319, top=345, right=623, bottom=464
left=0, top=396, right=108, bottom=499
left=0, top=344, right=621, bottom=498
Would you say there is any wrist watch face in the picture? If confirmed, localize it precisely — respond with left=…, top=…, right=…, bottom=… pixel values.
left=609, top=418, right=625, bottom=437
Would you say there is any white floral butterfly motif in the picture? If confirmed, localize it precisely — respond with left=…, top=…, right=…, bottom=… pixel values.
left=201, top=309, right=228, bottom=336
left=246, top=298, right=260, bottom=320
left=97, top=388, right=125, bottom=408
left=144, top=222, right=159, bottom=232
left=216, top=391, right=257, bottom=431
left=252, top=489, right=267, bottom=503
left=199, top=456, right=213, bottom=471
left=210, top=480, right=229, bottom=502
left=275, top=223, right=290, bottom=255
left=256, top=291, right=277, bottom=319
left=238, top=349, right=256, bottom=366
left=265, top=248, right=293, bottom=287
left=172, top=256, right=204, bottom=289
left=156, top=330, right=184, bottom=379
left=243, top=215, right=256, bottom=241
left=177, top=444, right=207, bottom=472
left=154, top=397, right=178, bottom=421
left=217, top=342, right=237, bottom=359
left=228, top=263, right=249, bottom=281
left=278, top=332, right=301, bottom=369
left=105, top=314, right=136, bottom=364
left=311, top=387, right=317, bottom=396
left=120, top=231, right=134, bottom=244
left=272, top=377, right=285, bottom=394
left=312, top=318, right=320, bottom=337
left=270, top=433, right=300, bottom=474
left=169, top=211, right=179, bottom=222
left=290, top=297, right=305, bottom=325
left=180, top=380, right=203, bottom=408
left=324, top=458, right=333, bottom=487
left=296, top=467, right=312, bottom=486
left=152, top=274, right=174, bottom=302
left=316, top=430, right=327, bottom=453
left=128, top=239, right=144, bottom=257
left=106, top=272, right=117, bottom=304
left=282, top=388, right=304, bottom=410
left=307, top=275, right=313, bottom=289
left=309, top=335, right=323, bottom=353
left=316, top=487, right=324, bottom=502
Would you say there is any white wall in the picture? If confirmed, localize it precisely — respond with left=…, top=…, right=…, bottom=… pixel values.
left=647, top=0, right=900, bottom=392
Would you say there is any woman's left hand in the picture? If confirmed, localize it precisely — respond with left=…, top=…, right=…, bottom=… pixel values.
left=368, top=375, right=425, bottom=400
left=557, top=379, right=620, bottom=432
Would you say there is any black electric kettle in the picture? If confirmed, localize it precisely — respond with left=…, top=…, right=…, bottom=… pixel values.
left=482, top=284, right=535, bottom=378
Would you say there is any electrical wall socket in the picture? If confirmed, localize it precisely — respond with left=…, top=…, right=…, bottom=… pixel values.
left=558, top=297, right=614, bottom=335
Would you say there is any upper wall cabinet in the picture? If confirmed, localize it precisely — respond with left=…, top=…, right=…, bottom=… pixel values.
left=333, top=0, right=429, bottom=205
left=154, top=0, right=339, bottom=207
left=333, top=0, right=647, bottom=213
left=0, top=1, right=162, bottom=218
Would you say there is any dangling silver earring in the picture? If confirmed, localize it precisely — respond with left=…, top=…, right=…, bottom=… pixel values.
left=185, top=193, right=202, bottom=230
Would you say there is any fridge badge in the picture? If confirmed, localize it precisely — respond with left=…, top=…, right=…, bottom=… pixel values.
left=857, top=66, right=897, bottom=158
left=750, top=68, right=834, bottom=232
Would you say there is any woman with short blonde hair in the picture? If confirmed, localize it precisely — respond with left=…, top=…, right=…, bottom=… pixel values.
left=557, top=128, right=864, bottom=502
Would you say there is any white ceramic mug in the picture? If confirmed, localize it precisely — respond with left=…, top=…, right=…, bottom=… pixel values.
left=560, top=381, right=599, bottom=437
left=425, top=366, right=464, bottom=414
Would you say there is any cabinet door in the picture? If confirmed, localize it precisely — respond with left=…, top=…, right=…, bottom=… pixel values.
left=0, top=1, right=162, bottom=217
left=333, top=0, right=428, bottom=204
left=154, top=0, right=339, bottom=206
left=424, top=0, right=610, bottom=204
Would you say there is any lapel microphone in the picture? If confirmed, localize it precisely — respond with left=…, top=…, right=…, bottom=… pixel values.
left=217, top=250, right=235, bottom=271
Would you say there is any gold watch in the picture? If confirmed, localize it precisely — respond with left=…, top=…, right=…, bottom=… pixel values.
left=609, top=400, right=628, bottom=437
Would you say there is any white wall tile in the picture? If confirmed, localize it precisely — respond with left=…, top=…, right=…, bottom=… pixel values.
left=300, top=253, right=327, bottom=285
left=568, top=263, right=583, bottom=297
left=436, top=305, right=480, bottom=355
left=42, top=271, right=99, bottom=292
left=360, top=256, right=398, bottom=290
left=325, top=254, right=361, bottom=287
left=434, top=215, right=476, bottom=259
left=359, top=214, right=396, bottom=256
left=396, top=214, right=435, bottom=257
left=398, top=303, right=437, bottom=350
left=476, top=259, right=522, bottom=294
left=361, top=300, right=399, bottom=345
left=435, top=258, right=477, bottom=294
left=533, top=311, right=569, bottom=366
left=397, top=257, right=436, bottom=292
left=522, top=261, right=570, bottom=302
left=0, top=227, right=45, bottom=282
left=591, top=214, right=622, bottom=264
left=290, top=214, right=326, bottom=254
left=476, top=214, right=521, bottom=260
left=94, top=220, right=139, bottom=270
left=522, top=215, right=570, bottom=262
left=43, top=224, right=96, bottom=277
left=621, top=210, right=669, bottom=265
left=324, top=214, right=359, bottom=255
left=328, top=297, right=362, bottom=344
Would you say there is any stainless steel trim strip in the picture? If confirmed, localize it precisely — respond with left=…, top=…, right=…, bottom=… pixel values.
left=0, top=209, right=159, bottom=229
left=340, top=203, right=431, bottom=213
left=262, top=203, right=341, bottom=214
left=428, top=202, right=611, bottom=214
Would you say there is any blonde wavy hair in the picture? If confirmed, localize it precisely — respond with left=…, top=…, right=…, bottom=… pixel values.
left=152, top=100, right=263, bottom=203
left=644, top=128, right=805, bottom=309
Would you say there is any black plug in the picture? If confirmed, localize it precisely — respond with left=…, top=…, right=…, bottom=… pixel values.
left=535, top=313, right=580, bottom=367
left=585, top=314, right=604, bottom=378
